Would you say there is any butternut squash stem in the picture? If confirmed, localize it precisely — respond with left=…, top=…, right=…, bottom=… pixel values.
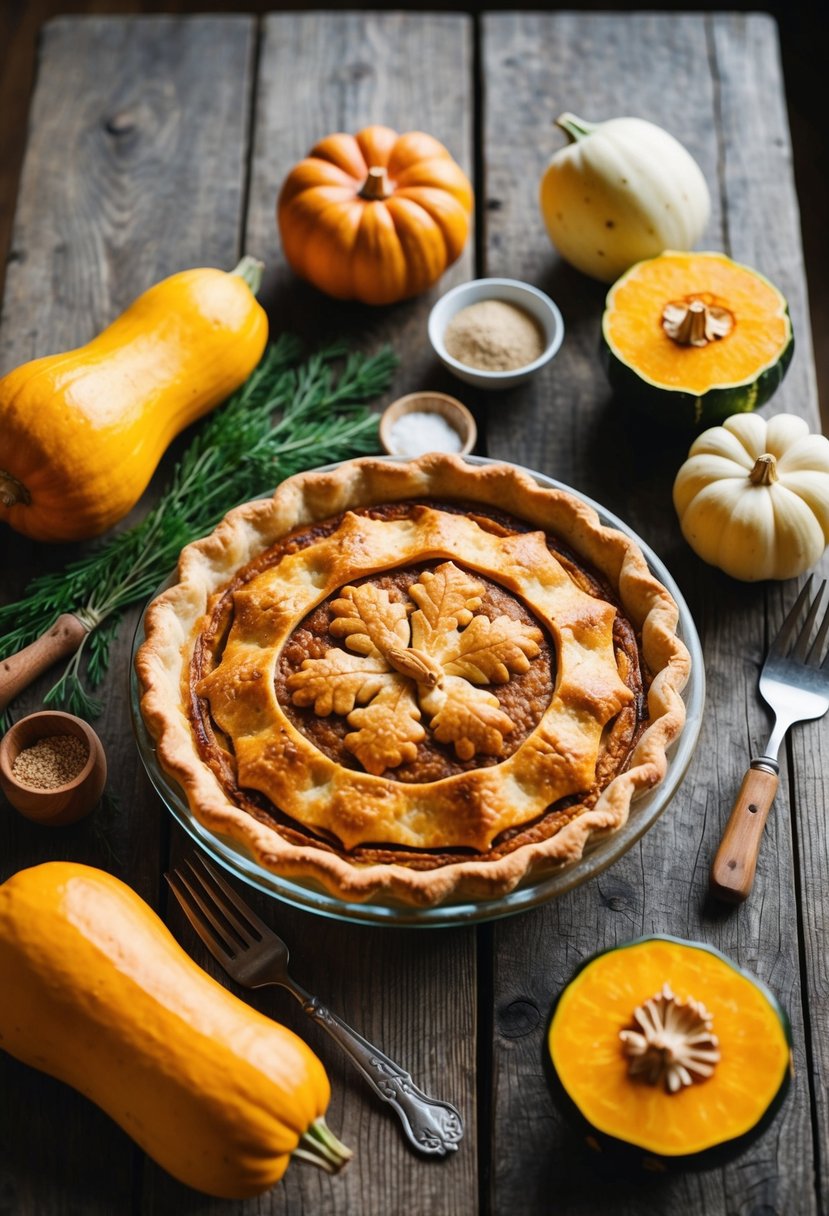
left=555, top=112, right=597, bottom=143
left=292, top=1116, right=353, bottom=1173
left=231, top=255, right=264, bottom=296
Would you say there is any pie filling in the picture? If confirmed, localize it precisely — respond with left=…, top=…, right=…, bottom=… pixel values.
left=188, top=501, right=648, bottom=870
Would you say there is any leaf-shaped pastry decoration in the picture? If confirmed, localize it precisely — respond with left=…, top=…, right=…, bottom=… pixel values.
left=441, top=613, right=543, bottom=684
left=289, top=560, right=542, bottom=772
left=409, top=562, right=484, bottom=655
left=344, top=678, right=424, bottom=775
left=421, top=677, right=515, bottom=761
left=329, top=583, right=410, bottom=658
left=287, top=651, right=392, bottom=716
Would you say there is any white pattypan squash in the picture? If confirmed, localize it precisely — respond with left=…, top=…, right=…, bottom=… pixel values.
left=539, top=113, right=711, bottom=283
left=673, top=413, right=829, bottom=580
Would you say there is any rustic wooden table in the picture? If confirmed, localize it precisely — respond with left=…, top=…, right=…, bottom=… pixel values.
left=1, top=11, right=826, bottom=1215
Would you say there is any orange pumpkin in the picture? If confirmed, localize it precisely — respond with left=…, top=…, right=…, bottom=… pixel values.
left=277, top=125, right=473, bottom=305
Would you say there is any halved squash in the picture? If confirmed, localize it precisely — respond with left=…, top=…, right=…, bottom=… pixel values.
left=547, top=936, right=792, bottom=1169
left=602, top=251, right=794, bottom=430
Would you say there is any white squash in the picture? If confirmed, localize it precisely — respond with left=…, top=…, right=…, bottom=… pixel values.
left=673, top=413, right=829, bottom=581
left=539, top=113, right=711, bottom=283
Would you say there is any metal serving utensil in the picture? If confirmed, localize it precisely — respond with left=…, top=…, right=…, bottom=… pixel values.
left=166, top=852, right=464, bottom=1156
left=710, top=577, right=829, bottom=903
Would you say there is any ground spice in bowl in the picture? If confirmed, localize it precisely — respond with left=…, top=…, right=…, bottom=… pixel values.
left=12, top=735, right=89, bottom=789
left=443, top=299, right=545, bottom=371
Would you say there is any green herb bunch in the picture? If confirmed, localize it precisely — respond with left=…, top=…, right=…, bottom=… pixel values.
left=0, top=337, right=397, bottom=720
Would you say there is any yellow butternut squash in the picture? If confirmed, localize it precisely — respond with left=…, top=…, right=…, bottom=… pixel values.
left=0, top=258, right=268, bottom=542
left=0, top=862, right=350, bottom=1198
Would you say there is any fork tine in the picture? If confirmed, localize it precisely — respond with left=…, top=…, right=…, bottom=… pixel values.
left=813, top=589, right=829, bottom=668
left=181, top=856, right=263, bottom=948
left=793, top=579, right=826, bottom=662
left=769, top=576, right=814, bottom=658
left=166, top=869, right=238, bottom=961
left=191, top=854, right=271, bottom=942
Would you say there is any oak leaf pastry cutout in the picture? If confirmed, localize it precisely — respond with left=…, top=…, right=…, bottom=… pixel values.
left=287, top=561, right=543, bottom=775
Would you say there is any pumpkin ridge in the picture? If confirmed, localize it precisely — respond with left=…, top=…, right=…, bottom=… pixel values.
left=388, top=190, right=467, bottom=264
left=309, top=133, right=367, bottom=179
left=277, top=127, right=472, bottom=304
left=376, top=196, right=448, bottom=298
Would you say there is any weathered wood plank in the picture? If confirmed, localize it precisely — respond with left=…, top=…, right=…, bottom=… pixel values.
left=711, top=12, right=829, bottom=1209
left=142, top=12, right=478, bottom=1216
left=244, top=9, right=476, bottom=408
left=0, top=14, right=255, bottom=1214
left=482, top=12, right=817, bottom=1215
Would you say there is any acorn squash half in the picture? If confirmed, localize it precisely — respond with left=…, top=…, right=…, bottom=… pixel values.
left=546, top=935, right=792, bottom=1170
left=601, top=251, right=793, bottom=430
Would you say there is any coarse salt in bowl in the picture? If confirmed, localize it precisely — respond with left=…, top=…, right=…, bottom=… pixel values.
left=428, top=278, right=565, bottom=391
left=379, top=392, right=477, bottom=459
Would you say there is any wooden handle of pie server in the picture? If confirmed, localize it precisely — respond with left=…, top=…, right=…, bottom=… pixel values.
left=0, top=614, right=89, bottom=714
left=709, top=765, right=779, bottom=903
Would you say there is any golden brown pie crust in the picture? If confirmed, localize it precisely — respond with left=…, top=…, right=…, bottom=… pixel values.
left=136, top=455, right=691, bottom=906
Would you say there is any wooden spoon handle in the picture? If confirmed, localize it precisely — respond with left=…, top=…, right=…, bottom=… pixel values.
left=0, top=614, right=89, bottom=714
left=709, top=764, right=779, bottom=903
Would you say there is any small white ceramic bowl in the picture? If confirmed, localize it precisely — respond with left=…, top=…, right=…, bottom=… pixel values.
left=428, top=277, right=565, bottom=391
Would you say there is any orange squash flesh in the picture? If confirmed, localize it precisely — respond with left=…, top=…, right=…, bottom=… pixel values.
left=604, top=251, right=791, bottom=394
left=548, top=937, right=791, bottom=1159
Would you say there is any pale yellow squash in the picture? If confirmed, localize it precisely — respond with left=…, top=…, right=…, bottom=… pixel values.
left=673, top=413, right=829, bottom=580
left=540, top=114, right=710, bottom=282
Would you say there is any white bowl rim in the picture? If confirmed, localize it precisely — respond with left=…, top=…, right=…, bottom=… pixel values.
left=428, top=277, right=565, bottom=380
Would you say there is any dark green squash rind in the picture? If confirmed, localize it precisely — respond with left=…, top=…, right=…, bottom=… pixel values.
left=601, top=282, right=795, bottom=432
left=544, top=934, right=793, bottom=1173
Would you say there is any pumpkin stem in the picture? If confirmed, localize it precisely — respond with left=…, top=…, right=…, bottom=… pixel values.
left=555, top=112, right=598, bottom=143
left=0, top=469, right=31, bottom=509
left=231, top=255, right=265, bottom=296
left=662, top=297, right=734, bottom=347
left=292, top=1116, right=353, bottom=1174
left=749, top=454, right=779, bottom=486
left=620, top=982, right=720, bottom=1094
left=359, top=166, right=392, bottom=201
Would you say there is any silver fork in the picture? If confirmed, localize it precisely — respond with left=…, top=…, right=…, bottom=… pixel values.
left=710, top=576, right=829, bottom=903
left=166, top=853, right=464, bottom=1156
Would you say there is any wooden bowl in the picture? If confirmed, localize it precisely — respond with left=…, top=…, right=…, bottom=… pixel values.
left=0, top=711, right=107, bottom=825
left=379, top=391, right=477, bottom=458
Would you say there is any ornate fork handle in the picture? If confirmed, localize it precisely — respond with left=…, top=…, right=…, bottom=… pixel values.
left=285, top=984, right=463, bottom=1156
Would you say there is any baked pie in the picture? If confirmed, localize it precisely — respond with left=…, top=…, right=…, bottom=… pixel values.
left=136, top=455, right=691, bottom=906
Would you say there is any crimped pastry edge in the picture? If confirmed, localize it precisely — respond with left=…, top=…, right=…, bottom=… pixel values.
left=136, top=453, right=691, bottom=908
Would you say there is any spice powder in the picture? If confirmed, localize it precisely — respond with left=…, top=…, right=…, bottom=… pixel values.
left=444, top=299, right=545, bottom=371
left=12, top=735, right=89, bottom=789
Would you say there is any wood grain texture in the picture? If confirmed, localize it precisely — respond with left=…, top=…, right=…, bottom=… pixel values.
left=482, top=12, right=818, bottom=1215
left=0, top=14, right=255, bottom=1214
left=153, top=14, right=475, bottom=1215
left=244, top=11, right=477, bottom=419
left=1, top=10, right=826, bottom=1216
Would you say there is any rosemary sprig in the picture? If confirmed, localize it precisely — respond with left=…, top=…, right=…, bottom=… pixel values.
left=0, top=338, right=397, bottom=719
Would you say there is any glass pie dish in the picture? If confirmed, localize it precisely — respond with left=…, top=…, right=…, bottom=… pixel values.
left=130, top=456, right=704, bottom=928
